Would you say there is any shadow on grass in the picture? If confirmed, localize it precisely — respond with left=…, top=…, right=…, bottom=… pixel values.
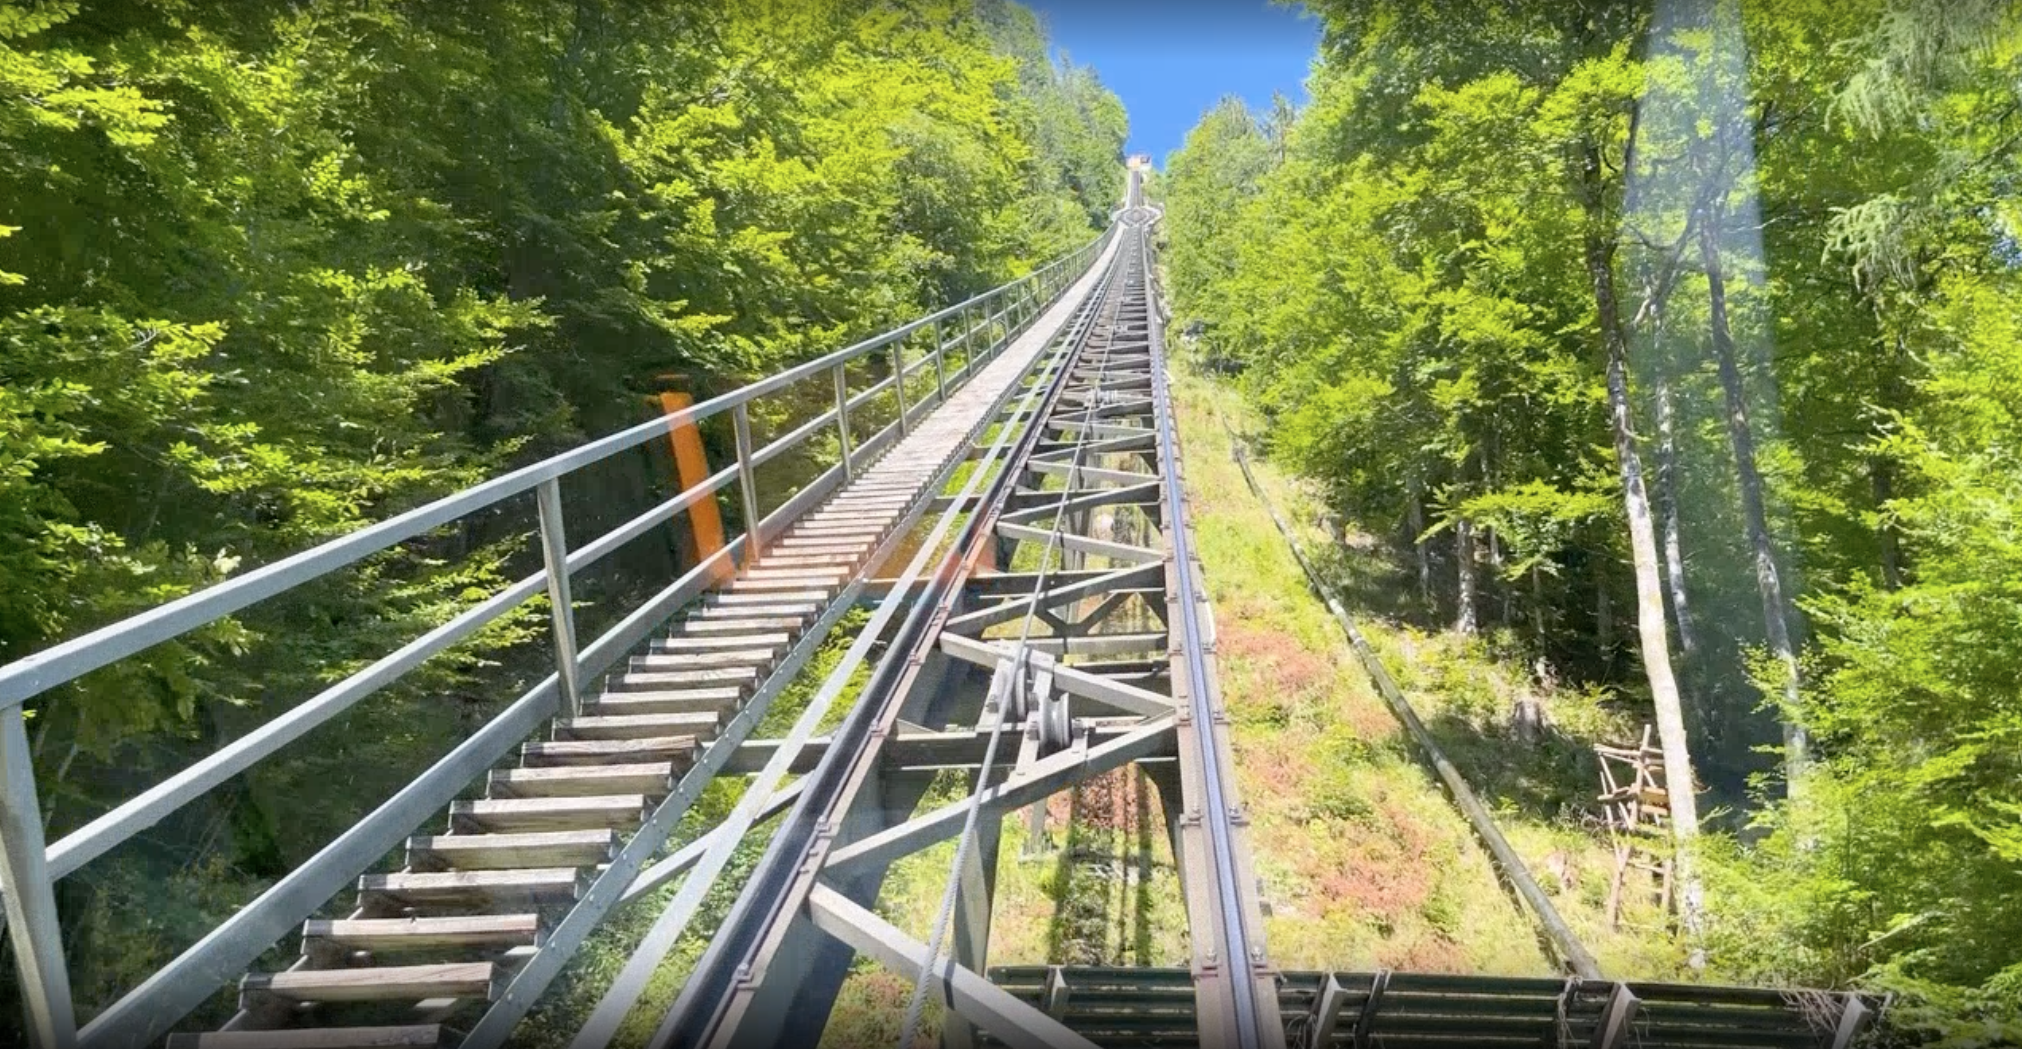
left=1301, top=514, right=1446, bottom=635
left=1416, top=710, right=1602, bottom=827
left=1042, top=770, right=1165, bottom=967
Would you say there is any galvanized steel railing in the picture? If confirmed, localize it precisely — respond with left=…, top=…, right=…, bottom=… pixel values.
left=0, top=229, right=1110, bottom=1049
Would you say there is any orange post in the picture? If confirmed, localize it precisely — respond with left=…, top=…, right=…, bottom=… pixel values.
left=658, top=387, right=728, bottom=579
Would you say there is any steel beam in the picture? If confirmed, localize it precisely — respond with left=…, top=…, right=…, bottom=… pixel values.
left=805, top=885, right=1100, bottom=1049
left=822, top=716, right=1176, bottom=876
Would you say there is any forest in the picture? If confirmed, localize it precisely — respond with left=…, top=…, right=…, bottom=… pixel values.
left=1161, top=0, right=2021, bottom=1038
left=0, top=0, right=1123, bottom=1025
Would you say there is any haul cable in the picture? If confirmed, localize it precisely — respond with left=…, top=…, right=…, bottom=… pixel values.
left=895, top=227, right=1139, bottom=1049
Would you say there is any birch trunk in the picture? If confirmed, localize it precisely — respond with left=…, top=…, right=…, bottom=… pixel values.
left=1580, top=147, right=1702, bottom=860
left=1699, top=218, right=1810, bottom=780
left=1653, top=369, right=1699, bottom=661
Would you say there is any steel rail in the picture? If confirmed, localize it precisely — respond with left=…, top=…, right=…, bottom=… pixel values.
left=1135, top=209, right=1274, bottom=1049
left=895, top=226, right=1140, bottom=1049
left=650, top=236, right=1126, bottom=1049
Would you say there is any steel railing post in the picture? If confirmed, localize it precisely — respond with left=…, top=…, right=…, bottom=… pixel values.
left=891, top=341, right=910, bottom=436
left=535, top=479, right=582, bottom=718
left=932, top=319, right=948, bottom=404
left=832, top=363, right=855, bottom=482
left=0, top=705, right=77, bottom=1049
left=733, top=403, right=764, bottom=550
left=961, top=303, right=976, bottom=379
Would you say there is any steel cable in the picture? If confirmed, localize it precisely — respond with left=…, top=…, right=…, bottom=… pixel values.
left=895, top=231, right=1140, bottom=1049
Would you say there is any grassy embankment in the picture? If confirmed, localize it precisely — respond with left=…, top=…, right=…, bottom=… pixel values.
left=1170, top=359, right=1688, bottom=980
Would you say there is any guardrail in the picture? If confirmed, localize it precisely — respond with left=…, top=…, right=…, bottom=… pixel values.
left=0, top=227, right=1111, bottom=1048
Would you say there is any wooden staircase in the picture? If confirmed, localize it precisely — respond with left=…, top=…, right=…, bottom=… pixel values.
left=165, top=455, right=953, bottom=1047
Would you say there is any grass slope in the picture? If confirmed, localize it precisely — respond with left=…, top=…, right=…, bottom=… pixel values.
left=1171, top=360, right=1687, bottom=980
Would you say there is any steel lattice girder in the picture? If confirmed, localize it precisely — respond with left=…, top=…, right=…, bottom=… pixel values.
left=653, top=210, right=1283, bottom=1049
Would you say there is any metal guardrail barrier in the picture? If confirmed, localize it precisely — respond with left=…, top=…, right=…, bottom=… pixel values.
left=986, top=966, right=1883, bottom=1049
left=0, top=228, right=1111, bottom=1048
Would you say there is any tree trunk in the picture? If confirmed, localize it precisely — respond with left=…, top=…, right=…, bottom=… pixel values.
left=1456, top=518, right=1479, bottom=635
left=1580, top=146, right=1702, bottom=857
left=1699, top=218, right=1809, bottom=782
left=1407, top=477, right=1432, bottom=605
left=1873, top=457, right=1901, bottom=589
left=1531, top=564, right=1549, bottom=651
left=1874, top=330, right=1906, bottom=590
left=1490, top=529, right=1516, bottom=626
left=1595, top=568, right=1614, bottom=672
left=1653, top=368, right=1699, bottom=661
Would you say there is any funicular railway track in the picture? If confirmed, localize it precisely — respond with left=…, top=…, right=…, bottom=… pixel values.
left=0, top=170, right=1889, bottom=1049
left=655, top=204, right=1282, bottom=1049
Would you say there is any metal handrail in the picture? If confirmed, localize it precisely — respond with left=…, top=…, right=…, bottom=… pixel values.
left=0, top=225, right=1113, bottom=1049
left=0, top=233, right=1101, bottom=711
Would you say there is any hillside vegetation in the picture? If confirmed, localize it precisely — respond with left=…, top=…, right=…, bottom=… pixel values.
left=0, top=0, right=1123, bottom=1028
left=1161, top=0, right=2021, bottom=1039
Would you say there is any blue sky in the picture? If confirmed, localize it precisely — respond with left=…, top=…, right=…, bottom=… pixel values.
left=1023, top=0, right=1321, bottom=166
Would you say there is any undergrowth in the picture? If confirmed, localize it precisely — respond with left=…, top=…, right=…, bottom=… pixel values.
left=1171, top=359, right=1690, bottom=980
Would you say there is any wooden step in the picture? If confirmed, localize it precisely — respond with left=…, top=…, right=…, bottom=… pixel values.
left=805, top=507, right=904, bottom=521
left=828, top=488, right=916, bottom=500
left=833, top=485, right=918, bottom=496
left=777, top=535, right=874, bottom=548
left=407, top=829, right=616, bottom=870
left=650, top=632, right=791, bottom=653
left=303, top=914, right=541, bottom=954
left=554, top=712, right=720, bottom=741
left=725, top=576, right=841, bottom=594
left=756, top=551, right=860, bottom=567
left=777, top=531, right=875, bottom=545
left=242, top=963, right=498, bottom=1005
left=490, top=762, right=673, bottom=798
left=627, top=649, right=778, bottom=671
left=740, top=568, right=849, bottom=585
left=592, top=688, right=742, bottom=715
left=675, top=615, right=807, bottom=634
left=449, top=795, right=648, bottom=833
left=166, top=1024, right=449, bottom=1049
left=630, top=646, right=780, bottom=675
left=693, top=602, right=821, bottom=621
left=521, top=736, right=696, bottom=767
left=791, top=520, right=893, bottom=534
left=359, top=868, right=584, bottom=908
left=823, top=500, right=911, bottom=512
left=710, top=588, right=832, bottom=605
left=607, top=665, right=756, bottom=691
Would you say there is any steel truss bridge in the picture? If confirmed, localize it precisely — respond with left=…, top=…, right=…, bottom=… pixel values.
left=0, top=170, right=1881, bottom=1049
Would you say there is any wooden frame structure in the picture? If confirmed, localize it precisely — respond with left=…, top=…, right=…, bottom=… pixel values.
left=1594, top=725, right=1675, bottom=928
